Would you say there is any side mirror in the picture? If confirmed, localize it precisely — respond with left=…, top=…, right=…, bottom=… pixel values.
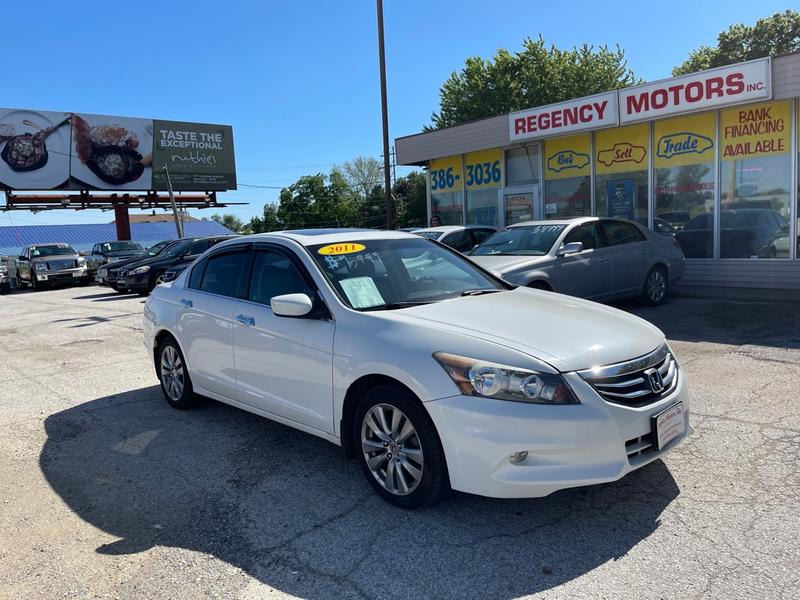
left=557, top=241, right=584, bottom=256
left=271, top=293, right=313, bottom=318
left=18, top=255, right=26, bottom=261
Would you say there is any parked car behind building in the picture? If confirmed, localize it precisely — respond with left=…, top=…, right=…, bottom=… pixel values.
left=470, top=217, right=685, bottom=305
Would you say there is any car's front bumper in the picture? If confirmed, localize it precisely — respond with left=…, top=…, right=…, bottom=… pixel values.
left=34, top=268, right=90, bottom=285
left=424, top=366, right=690, bottom=499
left=118, top=274, right=149, bottom=292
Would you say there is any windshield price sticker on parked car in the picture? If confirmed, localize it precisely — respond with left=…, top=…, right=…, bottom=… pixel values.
left=464, top=148, right=503, bottom=189
left=317, top=243, right=366, bottom=256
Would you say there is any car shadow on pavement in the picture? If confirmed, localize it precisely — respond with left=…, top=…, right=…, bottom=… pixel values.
left=40, top=387, right=680, bottom=599
left=614, top=295, right=800, bottom=349
left=72, top=292, right=140, bottom=301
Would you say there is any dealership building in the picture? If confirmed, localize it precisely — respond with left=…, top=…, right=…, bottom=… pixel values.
left=396, top=55, right=800, bottom=289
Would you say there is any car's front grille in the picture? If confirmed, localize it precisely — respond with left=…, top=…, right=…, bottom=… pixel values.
left=625, top=432, right=656, bottom=466
left=46, top=259, right=77, bottom=270
left=116, top=269, right=128, bottom=278
left=578, top=343, right=678, bottom=408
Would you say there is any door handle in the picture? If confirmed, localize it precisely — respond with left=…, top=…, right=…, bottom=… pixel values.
left=596, top=257, right=608, bottom=263
left=179, top=298, right=193, bottom=308
left=235, top=314, right=255, bottom=327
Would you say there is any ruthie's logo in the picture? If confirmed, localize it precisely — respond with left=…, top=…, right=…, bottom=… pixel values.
left=657, top=132, right=713, bottom=159
left=547, top=150, right=590, bottom=173
left=597, top=142, right=646, bottom=167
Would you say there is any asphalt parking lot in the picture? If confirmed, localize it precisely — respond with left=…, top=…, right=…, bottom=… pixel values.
left=1, top=285, right=798, bottom=600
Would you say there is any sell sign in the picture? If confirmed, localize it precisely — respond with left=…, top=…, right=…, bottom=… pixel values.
left=620, top=58, right=771, bottom=123
left=510, top=92, right=618, bottom=141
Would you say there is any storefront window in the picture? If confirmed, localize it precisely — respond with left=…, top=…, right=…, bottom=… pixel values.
left=654, top=113, right=716, bottom=258
left=465, top=149, right=502, bottom=226
left=719, top=101, right=792, bottom=259
left=429, top=155, right=464, bottom=225
left=594, top=124, right=649, bottom=226
left=543, top=134, right=591, bottom=219
left=505, top=146, right=539, bottom=186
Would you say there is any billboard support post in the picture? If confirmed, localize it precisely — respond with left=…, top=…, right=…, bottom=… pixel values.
left=163, top=166, right=184, bottom=238
left=113, top=204, right=131, bottom=241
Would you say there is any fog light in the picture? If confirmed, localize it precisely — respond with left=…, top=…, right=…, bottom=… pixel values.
left=509, top=451, right=528, bottom=464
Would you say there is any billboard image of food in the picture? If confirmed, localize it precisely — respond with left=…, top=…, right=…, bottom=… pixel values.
left=69, top=113, right=154, bottom=190
left=0, top=108, right=72, bottom=190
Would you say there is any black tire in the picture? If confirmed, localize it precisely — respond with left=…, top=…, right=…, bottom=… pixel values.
left=354, top=384, right=449, bottom=509
left=14, top=274, right=22, bottom=290
left=641, top=266, right=668, bottom=306
left=155, top=336, right=196, bottom=410
left=30, top=273, right=40, bottom=291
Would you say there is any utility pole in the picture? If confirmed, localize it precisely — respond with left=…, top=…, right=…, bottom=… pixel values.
left=376, top=0, right=393, bottom=229
left=163, top=166, right=184, bottom=238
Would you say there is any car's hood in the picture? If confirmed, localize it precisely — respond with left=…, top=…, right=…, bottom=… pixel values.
left=382, top=288, right=664, bottom=372
left=469, top=254, right=551, bottom=274
left=108, top=251, right=142, bottom=259
left=30, top=255, right=78, bottom=263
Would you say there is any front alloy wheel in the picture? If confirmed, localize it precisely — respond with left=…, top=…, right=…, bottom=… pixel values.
left=355, top=384, right=449, bottom=509
left=361, top=404, right=424, bottom=496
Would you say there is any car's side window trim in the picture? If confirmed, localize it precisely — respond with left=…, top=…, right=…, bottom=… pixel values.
left=243, top=243, right=332, bottom=320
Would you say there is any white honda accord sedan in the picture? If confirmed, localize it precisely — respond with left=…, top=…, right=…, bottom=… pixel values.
left=143, top=229, right=690, bottom=508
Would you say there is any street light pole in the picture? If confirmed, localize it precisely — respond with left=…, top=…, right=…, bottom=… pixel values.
left=376, top=0, right=393, bottom=229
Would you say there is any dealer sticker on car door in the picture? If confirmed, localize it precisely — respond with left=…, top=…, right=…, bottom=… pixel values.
left=652, top=402, right=686, bottom=450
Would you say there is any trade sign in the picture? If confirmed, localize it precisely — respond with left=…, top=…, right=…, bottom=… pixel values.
left=510, top=92, right=618, bottom=141
left=620, top=58, right=771, bottom=124
left=653, top=113, right=716, bottom=168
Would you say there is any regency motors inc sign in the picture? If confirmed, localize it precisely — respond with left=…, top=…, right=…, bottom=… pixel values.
left=508, top=58, right=772, bottom=140
left=0, top=110, right=236, bottom=192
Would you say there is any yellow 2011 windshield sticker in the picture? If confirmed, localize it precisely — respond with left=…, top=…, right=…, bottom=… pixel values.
left=317, top=243, right=365, bottom=256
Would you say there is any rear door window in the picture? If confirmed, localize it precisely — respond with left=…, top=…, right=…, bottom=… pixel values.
left=601, top=221, right=646, bottom=246
left=198, top=250, right=249, bottom=298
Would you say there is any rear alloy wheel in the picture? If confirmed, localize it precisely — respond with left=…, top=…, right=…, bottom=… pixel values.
left=156, top=339, right=195, bottom=409
left=355, top=384, right=449, bottom=509
left=155, top=273, right=166, bottom=286
left=642, top=267, right=668, bottom=306
left=30, top=273, right=39, bottom=291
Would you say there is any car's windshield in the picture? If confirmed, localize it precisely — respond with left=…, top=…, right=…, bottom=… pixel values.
left=308, top=238, right=505, bottom=311
left=146, top=240, right=173, bottom=257
left=102, top=241, right=144, bottom=253
left=414, top=231, right=442, bottom=240
left=30, top=245, right=77, bottom=258
left=161, top=240, right=192, bottom=258
left=471, top=224, right=566, bottom=256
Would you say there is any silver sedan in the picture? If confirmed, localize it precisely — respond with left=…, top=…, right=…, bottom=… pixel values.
left=469, top=217, right=685, bottom=305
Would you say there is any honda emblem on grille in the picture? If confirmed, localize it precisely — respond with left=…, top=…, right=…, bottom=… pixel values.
left=644, top=368, right=664, bottom=393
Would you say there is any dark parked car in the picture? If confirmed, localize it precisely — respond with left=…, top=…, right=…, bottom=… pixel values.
left=117, top=235, right=238, bottom=295
left=96, top=240, right=176, bottom=291
left=675, top=209, right=794, bottom=259
left=84, top=240, right=146, bottom=275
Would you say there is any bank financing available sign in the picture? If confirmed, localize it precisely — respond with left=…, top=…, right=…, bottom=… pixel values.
left=0, top=109, right=236, bottom=192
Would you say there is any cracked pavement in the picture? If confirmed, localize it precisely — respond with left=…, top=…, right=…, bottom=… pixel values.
left=0, top=286, right=798, bottom=599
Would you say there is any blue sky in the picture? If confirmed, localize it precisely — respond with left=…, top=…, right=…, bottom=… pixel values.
left=0, top=0, right=793, bottom=227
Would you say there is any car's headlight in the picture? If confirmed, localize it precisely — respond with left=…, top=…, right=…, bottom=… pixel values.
left=98, top=268, right=107, bottom=277
left=130, top=265, right=150, bottom=275
left=0, top=265, right=7, bottom=274
left=77, top=257, right=86, bottom=265
left=35, top=263, right=48, bottom=271
left=433, top=352, right=579, bottom=404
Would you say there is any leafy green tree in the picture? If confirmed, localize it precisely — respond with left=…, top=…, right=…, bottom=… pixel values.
left=431, top=36, right=638, bottom=129
left=393, top=171, right=427, bottom=228
left=249, top=203, right=282, bottom=233
left=341, top=156, right=384, bottom=200
left=673, top=10, right=800, bottom=75
left=210, top=212, right=246, bottom=233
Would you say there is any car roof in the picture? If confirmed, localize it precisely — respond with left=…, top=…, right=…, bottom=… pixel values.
left=507, top=217, right=598, bottom=228
left=217, top=228, right=419, bottom=248
left=415, top=225, right=496, bottom=234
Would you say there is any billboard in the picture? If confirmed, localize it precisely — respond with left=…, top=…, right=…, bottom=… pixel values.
left=0, top=108, right=235, bottom=192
